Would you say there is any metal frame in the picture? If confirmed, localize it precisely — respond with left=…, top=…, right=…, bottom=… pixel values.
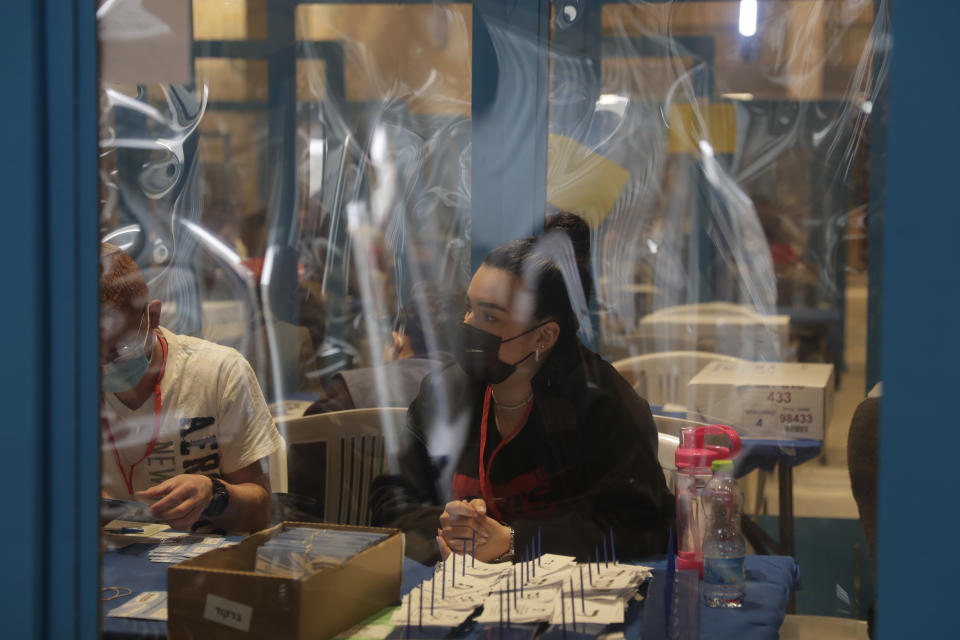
left=866, top=0, right=888, bottom=394
left=471, top=0, right=552, bottom=270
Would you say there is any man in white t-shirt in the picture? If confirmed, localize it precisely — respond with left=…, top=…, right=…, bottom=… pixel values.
left=100, top=243, right=280, bottom=533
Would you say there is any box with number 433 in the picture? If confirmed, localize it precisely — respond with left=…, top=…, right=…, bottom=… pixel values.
left=686, top=361, right=835, bottom=440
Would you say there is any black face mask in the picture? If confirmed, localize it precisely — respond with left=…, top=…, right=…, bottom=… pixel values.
left=454, top=322, right=545, bottom=384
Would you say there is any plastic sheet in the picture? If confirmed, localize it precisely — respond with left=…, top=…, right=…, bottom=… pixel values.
left=98, top=0, right=889, bottom=624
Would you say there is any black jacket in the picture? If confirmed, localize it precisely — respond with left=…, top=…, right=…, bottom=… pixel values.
left=370, top=337, right=674, bottom=564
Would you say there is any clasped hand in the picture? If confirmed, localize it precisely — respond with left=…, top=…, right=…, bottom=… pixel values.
left=437, top=498, right=510, bottom=562
left=136, top=473, right=214, bottom=531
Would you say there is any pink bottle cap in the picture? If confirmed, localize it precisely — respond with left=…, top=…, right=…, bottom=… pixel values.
left=675, top=425, right=742, bottom=469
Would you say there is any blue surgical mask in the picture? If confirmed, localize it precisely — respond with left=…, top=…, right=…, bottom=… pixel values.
left=101, top=313, right=152, bottom=393
left=101, top=353, right=151, bottom=393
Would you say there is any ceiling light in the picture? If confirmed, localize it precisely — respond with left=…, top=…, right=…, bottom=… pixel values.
left=739, top=0, right=758, bottom=37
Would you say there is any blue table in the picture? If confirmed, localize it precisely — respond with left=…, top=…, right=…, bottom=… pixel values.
left=102, top=543, right=168, bottom=639
left=634, top=557, right=799, bottom=640
left=103, top=545, right=798, bottom=639
left=734, top=438, right=822, bottom=477
left=402, top=556, right=798, bottom=640
left=735, top=438, right=821, bottom=561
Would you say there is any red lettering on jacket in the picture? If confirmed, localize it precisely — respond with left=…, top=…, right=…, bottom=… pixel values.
left=452, top=470, right=555, bottom=521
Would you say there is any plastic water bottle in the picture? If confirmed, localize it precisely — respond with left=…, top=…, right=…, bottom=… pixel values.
left=702, top=459, right=746, bottom=608
left=675, top=425, right=741, bottom=575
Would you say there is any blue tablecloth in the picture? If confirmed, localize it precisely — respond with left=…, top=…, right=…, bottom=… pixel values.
left=734, top=438, right=822, bottom=476
left=632, top=557, right=800, bottom=640
left=102, top=543, right=168, bottom=639
left=104, top=547, right=798, bottom=640
left=402, top=556, right=798, bottom=640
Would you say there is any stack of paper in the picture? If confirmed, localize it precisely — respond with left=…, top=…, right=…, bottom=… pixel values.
left=147, top=535, right=236, bottom=563
left=391, top=556, right=514, bottom=628
left=102, top=520, right=183, bottom=550
left=103, top=520, right=170, bottom=537
left=105, top=591, right=168, bottom=621
left=254, top=527, right=389, bottom=578
left=390, top=553, right=652, bottom=632
left=477, top=555, right=651, bottom=627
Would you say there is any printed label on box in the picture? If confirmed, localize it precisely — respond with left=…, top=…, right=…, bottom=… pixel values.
left=738, top=387, right=823, bottom=438
left=203, top=593, right=253, bottom=632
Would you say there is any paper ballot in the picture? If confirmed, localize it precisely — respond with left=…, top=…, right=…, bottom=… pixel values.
left=106, top=591, right=168, bottom=621
left=390, top=551, right=653, bottom=633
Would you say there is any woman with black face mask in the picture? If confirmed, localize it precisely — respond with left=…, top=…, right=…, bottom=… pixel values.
left=370, top=213, right=673, bottom=564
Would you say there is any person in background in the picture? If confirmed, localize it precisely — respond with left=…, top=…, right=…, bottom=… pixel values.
left=100, top=243, right=281, bottom=533
left=303, top=286, right=461, bottom=415
left=371, top=213, right=674, bottom=563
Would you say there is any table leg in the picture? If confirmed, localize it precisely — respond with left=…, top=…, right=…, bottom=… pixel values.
left=741, top=515, right=778, bottom=555
left=754, top=470, right=768, bottom=516
left=777, top=463, right=794, bottom=558
left=778, top=462, right=796, bottom=613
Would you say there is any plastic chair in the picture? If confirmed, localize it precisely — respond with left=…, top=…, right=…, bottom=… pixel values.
left=648, top=301, right=764, bottom=318
left=268, top=433, right=288, bottom=494
left=276, top=408, right=407, bottom=526
left=612, top=351, right=744, bottom=407
left=652, top=414, right=712, bottom=438
left=637, top=302, right=790, bottom=361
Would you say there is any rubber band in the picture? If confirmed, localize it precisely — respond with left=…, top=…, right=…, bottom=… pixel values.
left=101, top=586, right=133, bottom=601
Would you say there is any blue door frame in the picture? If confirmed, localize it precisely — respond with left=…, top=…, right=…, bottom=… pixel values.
left=2, top=1, right=958, bottom=637
left=0, top=0, right=100, bottom=638
left=877, top=0, right=960, bottom=635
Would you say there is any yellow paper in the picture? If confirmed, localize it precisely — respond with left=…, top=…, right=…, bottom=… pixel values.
left=546, top=134, right=631, bottom=228
left=667, top=102, right=737, bottom=154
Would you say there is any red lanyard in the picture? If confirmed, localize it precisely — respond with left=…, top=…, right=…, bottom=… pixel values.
left=102, top=331, right=168, bottom=496
left=478, top=384, right=533, bottom=521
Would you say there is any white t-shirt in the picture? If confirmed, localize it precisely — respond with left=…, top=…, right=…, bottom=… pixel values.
left=101, top=327, right=281, bottom=499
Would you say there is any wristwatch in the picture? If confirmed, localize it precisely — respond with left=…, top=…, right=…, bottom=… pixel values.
left=202, top=475, right=230, bottom=518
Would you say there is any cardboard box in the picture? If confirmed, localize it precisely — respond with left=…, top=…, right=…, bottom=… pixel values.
left=686, top=361, right=835, bottom=440
left=167, top=522, right=403, bottom=640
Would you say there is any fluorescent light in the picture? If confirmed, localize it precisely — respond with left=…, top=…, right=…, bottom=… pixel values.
left=721, top=92, right=755, bottom=101
left=739, top=0, right=758, bottom=37
left=597, top=94, right=628, bottom=106
left=596, top=94, right=629, bottom=119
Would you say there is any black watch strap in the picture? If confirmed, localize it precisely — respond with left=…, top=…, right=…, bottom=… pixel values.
left=202, top=475, right=230, bottom=518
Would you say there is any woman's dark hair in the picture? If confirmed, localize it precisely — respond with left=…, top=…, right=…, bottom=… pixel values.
left=482, top=212, right=592, bottom=343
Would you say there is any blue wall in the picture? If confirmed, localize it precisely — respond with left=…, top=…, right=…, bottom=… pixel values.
left=878, top=0, right=960, bottom=636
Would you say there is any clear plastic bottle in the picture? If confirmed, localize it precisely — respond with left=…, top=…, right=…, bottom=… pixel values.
left=702, top=459, right=746, bottom=608
left=675, top=425, right=741, bottom=576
